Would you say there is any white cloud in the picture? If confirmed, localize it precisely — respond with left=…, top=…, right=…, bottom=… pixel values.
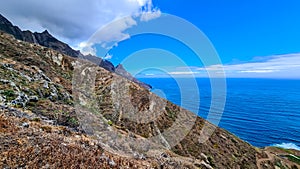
left=169, top=71, right=195, bottom=75
left=162, top=53, right=300, bottom=78
left=77, top=0, right=161, bottom=57
left=140, top=1, right=161, bottom=21
left=0, top=0, right=160, bottom=50
left=86, top=16, right=137, bottom=49
left=79, top=42, right=97, bottom=56
left=220, top=53, right=300, bottom=78
left=239, top=70, right=277, bottom=73
left=140, top=10, right=161, bottom=22
left=103, top=53, right=113, bottom=60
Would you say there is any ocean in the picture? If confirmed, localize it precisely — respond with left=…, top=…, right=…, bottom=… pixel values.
left=139, top=78, right=300, bottom=150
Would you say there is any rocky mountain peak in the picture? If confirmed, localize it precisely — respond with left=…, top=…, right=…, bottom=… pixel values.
left=0, top=14, right=13, bottom=25
left=0, top=14, right=23, bottom=40
left=115, top=64, right=130, bottom=76
left=115, top=64, right=152, bottom=89
left=35, top=30, right=54, bottom=40
left=0, top=19, right=299, bottom=169
left=1, top=31, right=299, bottom=168
left=0, top=14, right=151, bottom=89
left=116, top=63, right=124, bottom=69
left=41, top=29, right=50, bottom=34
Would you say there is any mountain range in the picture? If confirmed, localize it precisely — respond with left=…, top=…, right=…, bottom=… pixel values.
left=0, top=13, right=299, bottom=169
left=0, top=14, right=151, bottom=89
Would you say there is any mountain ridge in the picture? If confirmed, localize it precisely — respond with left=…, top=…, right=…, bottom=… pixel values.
left=0, top=14, right=151, bottom=90
left=0, top=14, right=82, bottom=58
left=0, top=15, right=299, bottom=168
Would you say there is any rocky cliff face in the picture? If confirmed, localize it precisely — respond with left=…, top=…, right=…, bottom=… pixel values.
left=0, top=14, right=23, bottom=40
left=0, top=26, right=299, bottom=169
left=0, top=14, right=150, bottom=89
left=0, top=14, right=82, bottom=58
left=115, top=64, right=152, bottom=89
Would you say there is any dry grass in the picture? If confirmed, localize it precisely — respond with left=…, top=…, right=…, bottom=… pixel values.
left=0, top=110, right=161, bottom=169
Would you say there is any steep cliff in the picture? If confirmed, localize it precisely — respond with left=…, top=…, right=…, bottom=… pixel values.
left=0, top=14, right=150, bottom=89
left=0, top=31, right=299, bottom=168
left=115, top=64, right=152, bottom=89
left=0, top=14, right=82, bottom=58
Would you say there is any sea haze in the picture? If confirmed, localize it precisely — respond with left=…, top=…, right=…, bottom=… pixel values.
left=139, top=78, right=300, bottom=150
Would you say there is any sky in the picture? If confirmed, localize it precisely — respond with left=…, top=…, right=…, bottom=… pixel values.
left=0, top=0, right=300, bottom=78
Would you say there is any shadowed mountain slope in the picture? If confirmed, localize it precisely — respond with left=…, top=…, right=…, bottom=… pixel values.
left=0, top=25, right=299, bottom=169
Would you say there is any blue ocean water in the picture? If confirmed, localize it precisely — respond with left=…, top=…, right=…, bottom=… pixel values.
left=139, top=78, right=300, bottom=150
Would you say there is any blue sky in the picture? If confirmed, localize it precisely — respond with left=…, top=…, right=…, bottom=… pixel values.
left=1, top=0, right=300, bottom=78
left=152, top=0, right=300, bottom=63
left=105, top=0, right=300, bottom=78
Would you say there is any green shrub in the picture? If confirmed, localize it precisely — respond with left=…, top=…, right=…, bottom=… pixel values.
left=287, top=154, right=300, bottom=165
left=68, top=117, right=78, bottom=125
left=207, top=156, right=215, bottom=167
left=107, top=120, right=113, bottom=126
left=32, top=117, right=41, bottom=122
left=3, top=89, right=15, bottom=100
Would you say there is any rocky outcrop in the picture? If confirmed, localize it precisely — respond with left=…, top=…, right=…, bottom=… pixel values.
left=0, top=14, right=82, bottom=58
left=0, top=21, right=299, bottom=169
left=0, top=29, right=258, bottom=169
left=0, top=14, right=23, bottom=40
left=83, top=54, right=115, bottom=72
left=0, top=30, right=207, bottom=169
left=33, top=30, right=83, bottom=58
left=115, top=64, right=152, bottom=89
left=0, top=14, right=150, bottom=89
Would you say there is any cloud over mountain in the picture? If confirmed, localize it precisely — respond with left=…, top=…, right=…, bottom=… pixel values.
left=0, top=0, right=160, bottom=48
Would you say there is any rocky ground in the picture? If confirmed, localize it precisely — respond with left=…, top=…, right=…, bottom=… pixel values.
left=0, top=105, right=205, bottom=169
left=0, top=31, right=299, bottom=168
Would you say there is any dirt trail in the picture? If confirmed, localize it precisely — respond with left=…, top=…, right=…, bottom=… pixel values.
left=257, top=151, right=273, bottom=169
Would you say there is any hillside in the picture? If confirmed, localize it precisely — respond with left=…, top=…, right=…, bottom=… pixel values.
left=0, top=31, right=299, bottom=168
left=0, top=14, right=151, bottom=90
left=0, top=14, right=82, bottom=58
